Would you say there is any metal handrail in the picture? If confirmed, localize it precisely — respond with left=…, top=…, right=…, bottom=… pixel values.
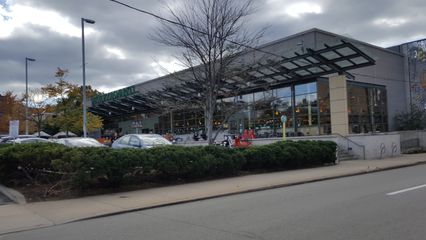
left=334, top=133, right=366, bottom=160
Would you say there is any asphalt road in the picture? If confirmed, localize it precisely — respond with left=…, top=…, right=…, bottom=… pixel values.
left=2, top=164, right=426, bottom=240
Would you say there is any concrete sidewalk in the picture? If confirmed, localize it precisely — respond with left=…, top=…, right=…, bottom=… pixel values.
left=1, top=153, right=426, bottom=235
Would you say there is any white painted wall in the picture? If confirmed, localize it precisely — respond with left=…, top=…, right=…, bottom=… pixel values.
left=250, top=133, right=401, bottom=160
left=346, top=133, right=400, bottom=159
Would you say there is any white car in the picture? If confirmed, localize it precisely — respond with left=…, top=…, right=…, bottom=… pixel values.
left=0, top=135, right=35, bottom=144
left=7, top=137, right=50, bottom=144
left=54, top=137, right=105, bottom=148
left=112, top=134, right=172, bottom=149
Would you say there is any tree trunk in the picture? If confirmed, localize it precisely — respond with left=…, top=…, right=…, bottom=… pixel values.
left=205, top=90, right=216, bottom=145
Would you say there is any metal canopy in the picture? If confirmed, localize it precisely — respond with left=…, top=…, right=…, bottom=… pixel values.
left=89, top=40, right=375, bottom=118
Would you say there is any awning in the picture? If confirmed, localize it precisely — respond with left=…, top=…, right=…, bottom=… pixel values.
left=89, top=40, right=375, bottom=118
left=53, top=131, right=77, bottom=138
left=32, top=131, right=51, bottom=137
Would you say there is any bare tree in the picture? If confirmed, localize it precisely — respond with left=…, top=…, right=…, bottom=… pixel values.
left=152, top=0, right=263, bottom=144
left=27, top=88, right=52, bottom=136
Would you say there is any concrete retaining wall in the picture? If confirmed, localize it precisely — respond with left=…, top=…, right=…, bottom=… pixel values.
left=251, top=135, right=338, bottom=146
left=399, top=130, right=426, bottom=152
left=177, top=132, right=402, bottom=160
left=345, top=133, right=400, bottom=159
left=251, top=133, right=401, bottom=160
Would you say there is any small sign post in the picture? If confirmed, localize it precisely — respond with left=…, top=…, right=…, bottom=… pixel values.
left=280, top=115, right=287, bottom=141
left=9, top=120, right=19, bottom=138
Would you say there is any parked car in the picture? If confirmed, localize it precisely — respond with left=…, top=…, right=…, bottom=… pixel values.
left=112, top=134, right=172, bottom=149
left=54, top=137, right=105, bottom=148
left=0, top=135, right=35, bottom=144
left=7, top=137, right=50, bottom=144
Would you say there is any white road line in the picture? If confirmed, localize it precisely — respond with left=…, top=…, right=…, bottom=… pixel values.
left=386, top=184, right=426, bottom=196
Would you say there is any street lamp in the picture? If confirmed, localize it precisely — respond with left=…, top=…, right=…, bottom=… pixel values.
left=25, top=57, right=36, bottom=135
left=81, top=17, right=95, bottom=138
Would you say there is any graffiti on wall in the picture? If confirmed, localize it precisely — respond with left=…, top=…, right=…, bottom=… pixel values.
left=408, top=39, right=426, bottom=109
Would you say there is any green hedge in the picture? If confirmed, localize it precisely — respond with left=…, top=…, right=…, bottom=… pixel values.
left=0, top=140, right=336, bottom=189
left=0, top=143, right=68, bottom=181
left=243, top=140, right=336, bottom=170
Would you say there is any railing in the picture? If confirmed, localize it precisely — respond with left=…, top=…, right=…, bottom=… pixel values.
left=334, top=133, right=366, bottom=160
left=400, top=138, right=420, bottom=153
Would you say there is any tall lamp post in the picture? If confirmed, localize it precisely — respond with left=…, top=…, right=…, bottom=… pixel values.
left=81, top=17, right=95, bottom=138
left=25, top=57, right=36, bottom=135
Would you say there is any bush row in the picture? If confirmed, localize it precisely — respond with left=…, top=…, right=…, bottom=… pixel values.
left=243, top=140, right=337, bottom=170
left=0, top=140, right=336, bottom=189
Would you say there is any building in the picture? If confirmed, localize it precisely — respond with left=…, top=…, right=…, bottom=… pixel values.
left=88, top=28, right=426, bottom=139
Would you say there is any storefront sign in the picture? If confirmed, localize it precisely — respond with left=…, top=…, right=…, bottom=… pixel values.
left=92, top=86, right=137, bottom=106
left=132, top=120, right=143, bottom=128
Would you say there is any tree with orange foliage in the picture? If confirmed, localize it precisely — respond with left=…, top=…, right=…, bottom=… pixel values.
left=42, top=68, right=103, bottom=136
left=0, top=91, right=27, bottom=134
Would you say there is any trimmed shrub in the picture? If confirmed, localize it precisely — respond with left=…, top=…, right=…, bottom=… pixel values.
left=0, top=143, right=68, bottom=182
left=0, top=140, right=336, bottom=190
left=242, top=140, right=336, bottom=170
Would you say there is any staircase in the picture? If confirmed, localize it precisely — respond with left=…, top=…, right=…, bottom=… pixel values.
left=338, top=149, right=359, bottom=161
left=335, top=133, right=365, bottom=161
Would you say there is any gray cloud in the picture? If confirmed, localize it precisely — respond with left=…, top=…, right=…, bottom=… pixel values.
left=1, top=0, right=426, bottom=95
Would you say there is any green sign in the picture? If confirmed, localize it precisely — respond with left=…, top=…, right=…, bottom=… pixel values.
left=92, top=86, right=137, bottom=106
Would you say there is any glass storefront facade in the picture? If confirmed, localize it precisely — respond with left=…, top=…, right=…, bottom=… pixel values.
left=128, top=79, right=388, bottom=137
left=155, top=80, right=325, bottom=137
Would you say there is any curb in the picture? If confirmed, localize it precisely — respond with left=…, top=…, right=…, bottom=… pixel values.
left=1, top=160, right=425, bottom=236
left=72, top=160, right=426, bottom=223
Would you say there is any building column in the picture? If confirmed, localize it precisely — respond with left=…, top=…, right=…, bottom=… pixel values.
left=329, top=74, right=349, bottom=135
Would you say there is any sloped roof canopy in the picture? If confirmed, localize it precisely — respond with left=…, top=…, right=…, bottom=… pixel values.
left=89, top=40, right=375, bottom=118
left=53, top=131, right=77, bottom=138
left=32, top=131, right=51, bottom=137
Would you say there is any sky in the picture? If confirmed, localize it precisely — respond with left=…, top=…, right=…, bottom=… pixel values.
left=1, top=0, right=426, bottom=95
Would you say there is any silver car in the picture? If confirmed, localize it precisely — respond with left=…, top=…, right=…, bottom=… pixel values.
left=54, top=137, right=105, bottom=148
left=0, top=135, right=35, bottom=144
left=112, top=134, right=172, bottom=149
left=7, top=137, right=50, bottom=144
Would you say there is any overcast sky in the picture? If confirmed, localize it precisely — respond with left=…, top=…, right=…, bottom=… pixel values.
left=1, top=0, right=426, bottom=95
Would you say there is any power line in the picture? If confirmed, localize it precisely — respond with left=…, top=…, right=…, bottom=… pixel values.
left=109, top=0, right=416, bottom=86
left=109, top=0, right=286, bottom=59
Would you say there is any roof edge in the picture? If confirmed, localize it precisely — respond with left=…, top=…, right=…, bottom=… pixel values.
left=99, top=28, right=404, bottom=95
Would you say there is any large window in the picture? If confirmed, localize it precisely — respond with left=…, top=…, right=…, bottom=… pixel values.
left=295, top=82, right=318, bottom=136
left=218, top=81, right=323, bottom=137
left=157, top=109, right=204, bottom=135
left=254, top=89, right=288, bottom=138
left=318, top=79, right=331, bottom=134
left=253, top=82, right=320, bottom=137
left=348, top=82, right=387, bottom=133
